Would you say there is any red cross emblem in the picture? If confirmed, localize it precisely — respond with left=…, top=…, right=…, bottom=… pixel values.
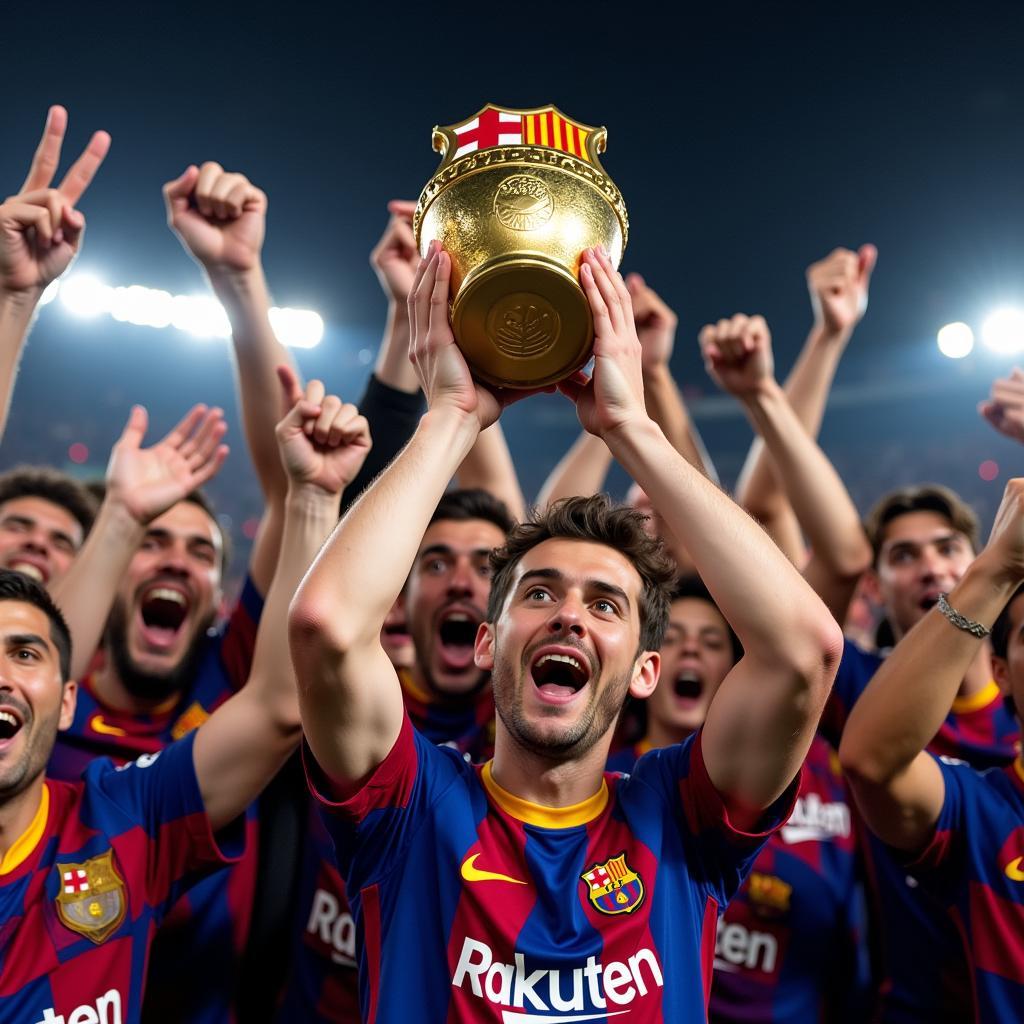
left=584, top=866, right=610, bottom=890
left=453, top=108, right=523, bottom=157
left=63, top=869, right=90, bottom=894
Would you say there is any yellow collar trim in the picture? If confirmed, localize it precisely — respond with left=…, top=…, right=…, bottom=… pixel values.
left=481, top=761, right=608, bottom=828
left=636, top=738, right=654, bottom=757
left=952, top=680, right=1001, bottom=715
left=1013, top=757, right=1024, bottom=788
left=0, top=784, right=49, bottom=876
left=398, top=668, right=432, bottom=705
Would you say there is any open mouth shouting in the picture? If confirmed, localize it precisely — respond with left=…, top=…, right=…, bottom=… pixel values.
left=672, top=669, right=704, bottom=708
left=529, top=646, right=593, bottom=705
left=5, top=555, right=48, bottom=585
left=918, top=589, right=943, bottom=614
left=0, top=704, right=26, bottom=752
left=136, top=582, right=192, bottom=653
left=436, top=607, right=483, bottom=673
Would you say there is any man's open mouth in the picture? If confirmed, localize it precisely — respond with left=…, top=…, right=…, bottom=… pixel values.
left=0, top=707, right=25, bottom=744
left=436, top=609, right=481, bottom=671
left=7, top=558, right=47, bottom=584
left=530, top=650, right=591, bottom=701
left=673, top=670, right=703, bottom=703
left=138, top=585, right=191, bottom=649
left=919, top=592, right=942, bottom=613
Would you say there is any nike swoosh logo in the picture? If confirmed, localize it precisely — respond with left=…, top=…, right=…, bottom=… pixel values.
left=460, top=853, right=527, bottom=885
left=90, top=715, right=127, bottom=737
left=1004, top=856, right=1024, bottom=882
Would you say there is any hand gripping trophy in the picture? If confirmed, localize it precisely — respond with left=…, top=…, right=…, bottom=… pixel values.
left=413, top=104, right=629, bottom=387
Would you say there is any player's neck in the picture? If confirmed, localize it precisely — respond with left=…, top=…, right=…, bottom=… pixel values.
left=491, top=728, right=610, bottom=809
left=0, top=774, right=46, bottom=866
left=92, top=656, right=180, bottom=717
left=958, top=644, right=995, bottom=700
left=644, top=718, right=695, bottom=751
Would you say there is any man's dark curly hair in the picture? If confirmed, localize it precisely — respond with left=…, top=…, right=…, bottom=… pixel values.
left=487, top=494, right=677, bottom=652
left=0, top=465, right=97, bottom=538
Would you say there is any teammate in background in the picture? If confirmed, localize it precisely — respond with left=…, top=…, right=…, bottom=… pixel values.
left=733, top=245, right=876, bottom=565
left=839, top=474, right=1024, bottom=1024
left=703, top=312, right=1018, bottom=1022
left=608, top=575, right=870, bottom=1023
left=0, top=373, right=366, bottom=1023
left=0, top=106, right=110, bottom=443
left=290, top=243, right=842, bottom=1021
left=0, top=467, right=97, bottom=587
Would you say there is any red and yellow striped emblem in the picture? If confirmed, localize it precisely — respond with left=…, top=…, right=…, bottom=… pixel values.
left=523, top=110, right=591, bottom=161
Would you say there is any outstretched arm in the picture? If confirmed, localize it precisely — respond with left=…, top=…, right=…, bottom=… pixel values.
left=51, top=405, right=229, bottom=680
left=700, top=314, right=872, bottom=622
left=455, top=423, right=526, bottom=520
left=839, top=479, right=1024, bottom=852
left=195, top=368, right=370, bottom=830
left=290, top=244, right=542, bottom=783
left=0, top=106, right=110, bottom=441
left=561, top=249, right=843, bottom=826
left=734, top=246, right=876, bottom=561
left=535, top=430, right=614, bottom=509
left=164, top=162, right=295, bottom=591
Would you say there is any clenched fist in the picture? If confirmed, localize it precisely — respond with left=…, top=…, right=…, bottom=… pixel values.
left=699, top=314, right=774, bottom=398
left=806, top=245, right=877, bottom=336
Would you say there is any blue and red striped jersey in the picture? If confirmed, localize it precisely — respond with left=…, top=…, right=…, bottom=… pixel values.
left=0, top=732, right=244, bottom=1024
left=306, top=713, right=798, bottom=1023
left=46, top=575, right=263, bottom=1024
left=820, top=639, right=1019, bottom=1024
left=276, top=669, right=496, bottom=1022
left=610, top=736, right=869, bottom=1023
left=909, top=754, right=1024, bottom=1023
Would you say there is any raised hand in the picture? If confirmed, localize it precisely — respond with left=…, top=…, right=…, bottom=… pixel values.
left=106, top=405, right=229, bottom=524
left=559, top=247, right=647, bottom=438
left=981, top=477, right=1024, bottom=583
left=980, top=368, right=1024, bottom=445
left=275, top=366, right=371, bottom=495
left=0, top=105, right=110, bottom=294
left=164, top=162, right=267, bottom=274
left=370, top=200, right=419, bottom=304
left=699, top=313, right=775, bottom=398
left=626, top=272, right=678, bottom=372
left=806, top=245, right=877, bottom=336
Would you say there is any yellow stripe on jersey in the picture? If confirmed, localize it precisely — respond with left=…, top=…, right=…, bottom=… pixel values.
left=481, top=761, right=608, bottom=827
left=1, top=784, right=49, bottom=875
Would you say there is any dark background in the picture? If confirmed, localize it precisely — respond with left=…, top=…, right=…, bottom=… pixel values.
left=4, top=1, right=1024, bottom=589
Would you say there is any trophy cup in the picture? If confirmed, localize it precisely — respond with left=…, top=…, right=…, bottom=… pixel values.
left=413, top=104, right=629, bottom=388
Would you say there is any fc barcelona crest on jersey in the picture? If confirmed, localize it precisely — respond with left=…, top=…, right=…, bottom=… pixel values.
left=581, top=853, right=645, bottom=916
left=54, top=849, right=126, bottom=944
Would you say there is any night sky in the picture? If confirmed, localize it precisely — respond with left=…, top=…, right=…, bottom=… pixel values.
left=4, top=2, right=1024, bottom=563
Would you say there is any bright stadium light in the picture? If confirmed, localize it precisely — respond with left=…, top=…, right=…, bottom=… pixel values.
left=981, top=307, right=1024, bottom=355
left=47, top=271, right=323, bottom=348
left=60, top=274, right=113, bottom=318
left=936, top=322, right=974, bottom=359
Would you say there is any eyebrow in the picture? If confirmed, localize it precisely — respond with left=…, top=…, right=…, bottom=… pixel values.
left=145, top=527, right=216, bottom=550
left=518, top=568, right=632, bottom=610
left=419, top=544, right=492, bottom=559
left=5, top=633, right=48, bottom=650
left=885, top=532, right=961, bottom=555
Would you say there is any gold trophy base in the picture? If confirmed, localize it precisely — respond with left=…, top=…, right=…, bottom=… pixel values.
left=451, top=254, right=593, bottom=389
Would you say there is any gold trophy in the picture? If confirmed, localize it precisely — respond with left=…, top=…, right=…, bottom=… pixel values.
left=413, top=104, right=629, bottom=388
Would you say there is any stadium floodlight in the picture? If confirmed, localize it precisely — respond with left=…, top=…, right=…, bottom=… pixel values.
left=936, top=322, right=974, bottom=359
left=59, top=274, right=112, bottom=318
left=44, top=272, right=324, bottom=348
left=981, top=308, right=1024, bottom=355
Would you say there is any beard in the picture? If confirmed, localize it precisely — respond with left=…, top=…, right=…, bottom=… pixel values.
left=491, top=656, right=631, bottom=762
left=0, top=695, right=58, bottom=802
left=105, top=600, right=216, bottom=705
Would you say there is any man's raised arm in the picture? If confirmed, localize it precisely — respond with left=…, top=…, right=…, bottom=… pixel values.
left=560, top=248, right=843, bottom=826
left=699, top=314, right=872, bottom=621
left=0, top=106, right=109, bottom=441
left=839, top=479, right=1024, bottom=852
left=289, top=243, right=541, bottom=784
left=193, top=368, right=370, bottom=830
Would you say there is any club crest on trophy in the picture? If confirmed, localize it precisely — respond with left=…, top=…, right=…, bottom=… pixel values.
left=413, top=104, right=629, bottom=388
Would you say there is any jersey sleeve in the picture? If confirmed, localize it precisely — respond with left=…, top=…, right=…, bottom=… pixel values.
left=632, top=730, right=800, bottom=905
left=304, top=712, right=465, bottom=890
left=89, top=730, right=246, bottom=916
left=904, top=754, right=974, bottom=904
left=218, top=573, right=264, bottom=695
left=818, top=639, right=875, bottom=748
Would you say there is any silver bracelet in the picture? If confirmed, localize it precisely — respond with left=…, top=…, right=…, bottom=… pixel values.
left=937, top=593, right=991, bottom=638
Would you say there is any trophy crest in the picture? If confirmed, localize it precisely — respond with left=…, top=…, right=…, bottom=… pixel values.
left=414, top=104, right=629, bottom=388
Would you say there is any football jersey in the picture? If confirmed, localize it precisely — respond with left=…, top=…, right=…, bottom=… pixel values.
left=46, top=576, right=263, bottom=1024
left=820, top=639, right=1019, bottom=1024
left=0, top=732, right=244, bottom=1024
left=307, top=713, right=798, bottom=1023
left=909, top=754, right=1024, bottom=1023
left=276, top=668, right=496, bottom=1022
left=610, top=736, right=868, bottom=1023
